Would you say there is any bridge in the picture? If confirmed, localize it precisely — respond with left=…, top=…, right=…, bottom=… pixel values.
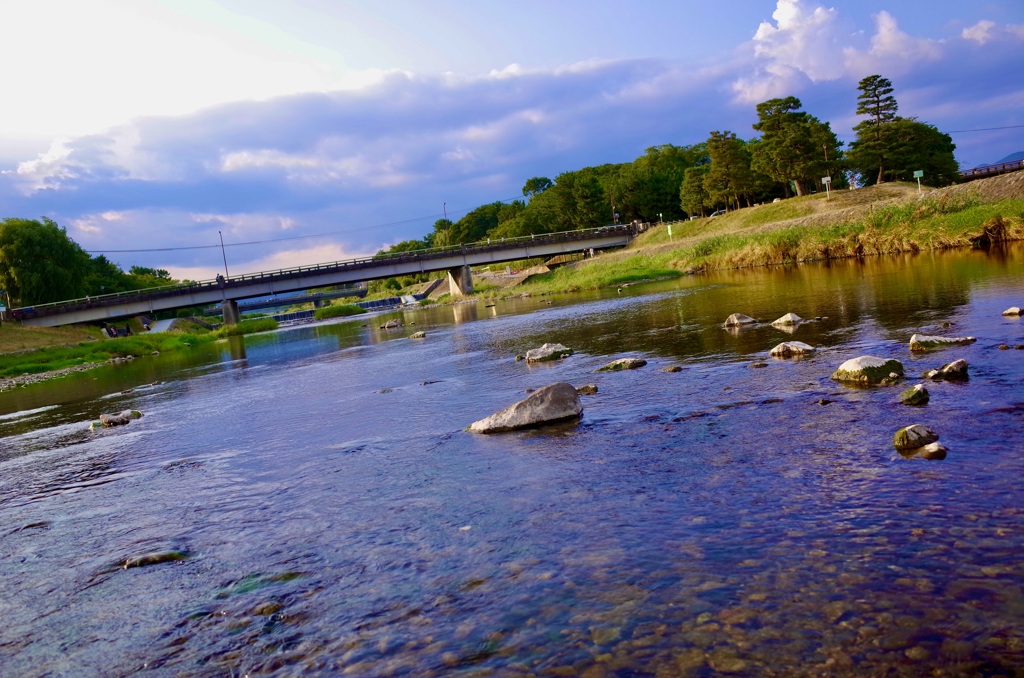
left=959, top=158, right=1024, bottom=182
left=12, top=225, right=636, bottom=327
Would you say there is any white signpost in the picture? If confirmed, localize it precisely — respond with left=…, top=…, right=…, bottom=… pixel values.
left=914, top=170, right=924, bottom=194
left=822, top=176, right=832, bottom=200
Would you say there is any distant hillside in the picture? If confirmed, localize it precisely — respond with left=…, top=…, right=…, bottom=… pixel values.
left=995, top=151, right=1024, bottom=164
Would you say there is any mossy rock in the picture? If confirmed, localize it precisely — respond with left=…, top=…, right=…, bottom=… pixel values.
left=898, top=384, right=930, bottom=406
left=893, top=424, right=939, bottom=450
left=596, top=358, right=647, bottom=372
left=831, top=356, right=904, bottom=384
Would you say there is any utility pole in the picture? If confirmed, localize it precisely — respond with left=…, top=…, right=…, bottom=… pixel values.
left=219, top=231, right=230, bottom=279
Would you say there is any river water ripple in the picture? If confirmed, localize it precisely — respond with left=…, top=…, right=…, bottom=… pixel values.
left=1, top=246, right=1023, bottom=676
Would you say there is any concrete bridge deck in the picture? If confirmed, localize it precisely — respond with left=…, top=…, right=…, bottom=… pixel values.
left=13, top=225, right=636, bottom=327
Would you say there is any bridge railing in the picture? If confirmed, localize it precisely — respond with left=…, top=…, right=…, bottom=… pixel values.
left=11, top=224, right=636, bottom=320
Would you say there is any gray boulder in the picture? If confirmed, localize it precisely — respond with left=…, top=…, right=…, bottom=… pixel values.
left=769, top=341, right=815, bottom=358
left=92, top=410, right=143, bottom=429
left=525, top=343, right=574, bottom=362
left=771, top=312, right=804, bottom=327
left=922, top=358, right=969, bottom=381
left=576, top=384, right=599, bottom=395
left=830, top=356, right=904, bottom=384
left=380, top=319, right=403, bottom=329
left=1002, top=307, right=1022, bottom=316
left=723, top=313, right=757, bottom=327
left=909, top=334, right=976, bottom=352
left=893, top=424, right=939, bottom=450
left=468, top=382, right=583, bottom=433
left=596, top=357, right=647, bottom=372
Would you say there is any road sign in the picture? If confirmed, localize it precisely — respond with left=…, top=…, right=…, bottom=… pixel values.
left=913, top=170, right=924, bottom=178
left=821, top=176, right=831, bottom=184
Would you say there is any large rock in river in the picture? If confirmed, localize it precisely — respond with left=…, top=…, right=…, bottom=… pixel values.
left=922, top=358, right=969, bottom=381
left=893, top=424, right=939, bottom=450
left=769, top=341, right=815, bottom=358
left=468, top=382, right=582, bottom=433
left=771, top=313, right=804, bottom=327
left=525, top=343, right=574, bottom=362
left=92, top=410, right=143, bottom=429
left=908, top=334, right=976, bottom=352
left=830, top=356, right=904, bottom=384
left=595, top=357, right=647, bottom=372
left=723, top=313, right=757, bottom=327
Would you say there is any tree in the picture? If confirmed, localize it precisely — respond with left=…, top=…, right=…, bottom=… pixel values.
left=751, top=97, right=842, bottom=197
left=0, top=218, right=90, bottom=306
left=679, top=166, right=711, bottom=217
left=610, top=144, right=707, bottom=223
left=881, top=118, right=959, bottom=186
left=522, top=177, right=553, bottom=199
left=849, top=75, right=899, bottom=184
left=705, top=131, right=754, bottom=211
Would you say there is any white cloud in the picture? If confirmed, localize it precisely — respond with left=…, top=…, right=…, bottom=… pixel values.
left=962, top=20, right=997, bottom=44
left=842, top=11, right=943, bottom=76
left=732, top=0, right=845, bottom=103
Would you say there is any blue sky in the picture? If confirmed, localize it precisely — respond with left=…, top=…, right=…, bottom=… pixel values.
left=1, top=0, right=1022, bottom=280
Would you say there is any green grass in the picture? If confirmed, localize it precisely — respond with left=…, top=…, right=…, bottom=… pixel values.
left=314, top=304, right=367, bottom=320
left=517, top=255, right=682, bottom=294
left=0, top=332, right=215, bottom=378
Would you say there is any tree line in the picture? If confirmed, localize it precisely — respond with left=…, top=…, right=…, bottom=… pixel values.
left=0, top=75, right=958, bottom=308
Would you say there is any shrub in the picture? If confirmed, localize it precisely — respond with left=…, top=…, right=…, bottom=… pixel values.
left=314, top=304, right=367, bottom=320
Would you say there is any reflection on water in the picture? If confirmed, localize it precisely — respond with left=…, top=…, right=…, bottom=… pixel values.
left=1, top=245, right=1024, bottom=676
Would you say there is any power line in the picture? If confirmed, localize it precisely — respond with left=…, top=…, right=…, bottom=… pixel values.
left=945, top=124, right=1024, bottom=134
left=85, top=195, right=523, bottom=254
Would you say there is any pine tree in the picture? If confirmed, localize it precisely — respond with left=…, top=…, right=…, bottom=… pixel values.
left=850, top=75, right=899, bottom=184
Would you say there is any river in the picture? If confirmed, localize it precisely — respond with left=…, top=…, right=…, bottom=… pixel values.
left=1, top=245, right=1023, bottom=676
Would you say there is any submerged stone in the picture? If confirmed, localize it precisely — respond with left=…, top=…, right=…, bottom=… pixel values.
left=468, top=382, right=582, bottom=433
left=908, top=334, right=976, bottom=352
left=893, top=424, right=940, bottom=450
left=830, top=356, right=904, bottom=385
left=661, top=365, right=683, bottom=373
left=409, top=331, right=426, bottom=339
left=525, top=343, right=574, bottom=362
left=122, top=550, right=189, bottom=569
left=576, top=384, right=599, bottom=395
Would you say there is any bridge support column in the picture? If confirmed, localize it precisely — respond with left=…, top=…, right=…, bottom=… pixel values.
left=447, top=265, right=474, bottom=297
left=222, top=299, right=241, bottom=325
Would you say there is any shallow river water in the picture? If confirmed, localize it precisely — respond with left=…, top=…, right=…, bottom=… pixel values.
left=2, top=245, right=1023, bottom=677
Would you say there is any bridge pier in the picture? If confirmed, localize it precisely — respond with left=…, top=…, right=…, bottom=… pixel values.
left=447, top=265, right=474, bottom=297
left=222, top=299, right=241, bottom=325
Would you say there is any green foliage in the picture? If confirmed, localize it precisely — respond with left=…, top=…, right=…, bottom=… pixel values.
left=751, top=97, right=841, bottom=197
left=0, top=217, right=91, bottom=306
left=314, top=304, right=367, bottom=320
left=679, top=166, right=711, bottom=217
left=705, top=131, right=754, bottom=210
left=215, top=318, right=279, bottom=337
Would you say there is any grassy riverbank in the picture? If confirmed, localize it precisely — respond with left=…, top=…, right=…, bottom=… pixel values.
left=515, top=173, right=1024, bottom=294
